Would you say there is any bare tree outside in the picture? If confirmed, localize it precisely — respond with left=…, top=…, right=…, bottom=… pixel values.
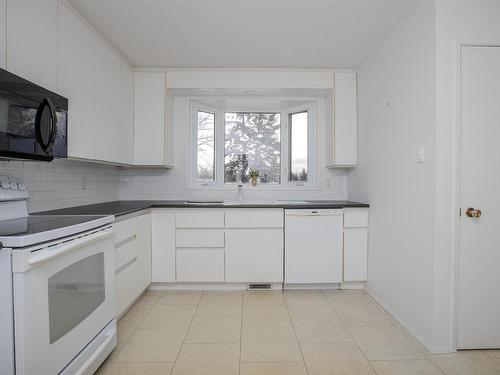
left=197, top=111, right=215, bottom=181
left=224, top=112, right=281, bottom=184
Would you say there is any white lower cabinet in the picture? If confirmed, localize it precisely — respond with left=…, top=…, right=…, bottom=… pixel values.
left=148, top=207, right=368, bottom=287
left=225, top=229, right=283, bottom=283
left=176, top=248, right=225, bottom=282
left=343, top=208, right=369, bottom=282
left=114, top=212, right=152, bottom=317
left=151, top=211, right=176, bottom=282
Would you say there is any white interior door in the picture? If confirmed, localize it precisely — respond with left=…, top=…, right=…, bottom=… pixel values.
left=458, top=46, right=500, bottom=349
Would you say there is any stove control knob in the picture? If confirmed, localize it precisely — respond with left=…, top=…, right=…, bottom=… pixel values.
left=18, top=183, right=26, bottom=191
left=0, top=180, right=9, bottom=189
left=10, top=181, right=18, bottom=190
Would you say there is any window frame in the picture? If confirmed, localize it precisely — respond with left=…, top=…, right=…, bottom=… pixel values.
left=189, top=100, right=317, bottom=190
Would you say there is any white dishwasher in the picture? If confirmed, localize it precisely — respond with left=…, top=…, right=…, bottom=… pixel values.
left=285, top=209, right=343, bottom=284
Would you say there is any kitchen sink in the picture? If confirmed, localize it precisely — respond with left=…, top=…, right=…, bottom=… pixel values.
left=184, top=201, right=224, bottom=205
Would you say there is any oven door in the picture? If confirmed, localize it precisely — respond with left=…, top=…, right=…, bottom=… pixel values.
left=12, top=228, right=115, bottom=375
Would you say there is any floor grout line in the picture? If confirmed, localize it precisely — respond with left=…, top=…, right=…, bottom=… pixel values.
left=321, top=289, right=381, bottom=375
left=284, top=292, right=311, bottom=375
left=168, top=290, right=203, bottom=375
left=238, top=291, right=244, bottom=375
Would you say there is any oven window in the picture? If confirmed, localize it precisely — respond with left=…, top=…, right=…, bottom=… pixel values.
left=48, top=253, right=105, bottom=344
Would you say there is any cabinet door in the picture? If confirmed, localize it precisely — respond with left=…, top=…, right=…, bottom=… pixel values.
left=0, top=0, right=5, bottom=69
left=177, top=248, right=225, bottom=282
left=151, top=211, right=176, bottom=282
left=58, top=2, right=95, bottom=160
left=6, top=0, right=57, bottom=91
left=343, top=228, right=368, bottom=282
left=134, top=72, right=165, bottom=166
left=333, top=71, right=357, bottom=166
left=118, top=61, right=134, bottom=165
left=93, top=38, right=121, bottom=163
left=225, top=229, right=283, bottom=283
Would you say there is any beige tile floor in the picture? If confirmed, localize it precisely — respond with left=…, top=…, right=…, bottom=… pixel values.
left=96, top=290, right=500, bottom=375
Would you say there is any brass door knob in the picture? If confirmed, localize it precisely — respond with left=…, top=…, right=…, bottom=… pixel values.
left=466, top=207, right=482, bottom=218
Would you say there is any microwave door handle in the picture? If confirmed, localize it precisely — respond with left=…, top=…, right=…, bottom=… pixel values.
left=35, top=97, right=57, bottom=153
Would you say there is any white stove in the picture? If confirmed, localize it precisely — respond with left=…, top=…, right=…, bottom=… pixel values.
left=0, top=176, right=117, bottom=375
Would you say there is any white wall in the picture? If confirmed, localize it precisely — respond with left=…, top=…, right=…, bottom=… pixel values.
left=432, top=0, right=500, bottom=352
left=348, top=1, right=437, bottom=349
left=0, top=159, right=120, bottom=213
left=119, top=96, right=348, bottom=201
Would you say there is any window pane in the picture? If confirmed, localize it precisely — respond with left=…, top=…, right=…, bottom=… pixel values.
left=197, top=111, right=215, bottom=181
left=225, top=112, right=281, bottom=184
left=289, top=111, right=308, bottom=182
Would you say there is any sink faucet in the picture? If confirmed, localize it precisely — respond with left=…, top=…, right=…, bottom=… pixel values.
left=236, top=175, right=244, bottom=201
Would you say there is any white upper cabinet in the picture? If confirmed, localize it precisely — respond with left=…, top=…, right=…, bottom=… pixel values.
left=118, top=61, right=134, bottom=165
left=134, top=72, right=168, bottom=166
left=0, top=0, right=5, bottom=69
left=57, top=1, right=95, bottom=160
left=6, top=0, right=58, bottom=91
left=326, top=71, right=358, bottom=167
left=93, top=38, right=134, bottom=165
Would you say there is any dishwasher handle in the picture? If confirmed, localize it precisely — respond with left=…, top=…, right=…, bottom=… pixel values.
left=285, top=209, right=343, bottom=216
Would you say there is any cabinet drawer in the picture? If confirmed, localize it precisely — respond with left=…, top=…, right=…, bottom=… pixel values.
left=176, top=229, right=224, bottom=247
left=176, top=211, right=224, bottom=228
left=115, top=255, right=142, bottom=316
left=176, top=248, right=225, bottom=282
left=344, top=208, right=368, bottom=228
left=225, top=209, right=283, bottom=228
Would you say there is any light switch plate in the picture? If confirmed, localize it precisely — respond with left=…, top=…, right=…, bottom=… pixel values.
left=417, top=147, right=425, bottom=163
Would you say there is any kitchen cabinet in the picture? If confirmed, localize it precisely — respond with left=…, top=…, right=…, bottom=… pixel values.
left=134, top=72, right=171, bottom=166
left=285, top=209, right=343, bottom=284
left=58, top=1, right=96, bottom=160
left=93, top=38, right=123, bottom=164
left=225, top=209, right=283, bottom=283
left=58, top=1, right=133, bottom=165
left=0, top=0, right=5, bottom=69
left=343, top=208, right=368, bottom=282
left=225, top=229, right=283, bottom=283
left=6, top=0, right=58, bottom=91
left=151, top=211, right=176, bottom=282
left=174, top=210, right=225, bottom=283
left=326, top=71, right=358, bottom=167
left=114, top=212, right=152, bottom=317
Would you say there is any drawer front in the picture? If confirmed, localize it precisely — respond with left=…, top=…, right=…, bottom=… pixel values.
left=176, top=229, right=225, bottom=248
left=114, top=234, right=139, bottom=270
left=176, top=211, right=224, bottom=228
left=176, top=248, right=225, bottom=282
left=344, top=208, right=369, bottom=228
left=225, top=209, right=283, bottom=228
left=115, top=255, right=142, bottom=316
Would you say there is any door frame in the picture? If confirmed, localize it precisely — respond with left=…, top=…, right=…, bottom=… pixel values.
left=452, top=43, right=500, bottom=351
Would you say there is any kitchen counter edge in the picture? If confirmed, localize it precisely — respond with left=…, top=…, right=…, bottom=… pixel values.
left=33, top=200, right=369, bottom=218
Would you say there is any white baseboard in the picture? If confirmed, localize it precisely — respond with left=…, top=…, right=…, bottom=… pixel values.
left=149, top=282, right=283, bottom=291
left=365, top=288, right=455, bottom=354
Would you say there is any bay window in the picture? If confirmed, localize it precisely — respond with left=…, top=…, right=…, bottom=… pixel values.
left=190, top=100, right=316, bottom=188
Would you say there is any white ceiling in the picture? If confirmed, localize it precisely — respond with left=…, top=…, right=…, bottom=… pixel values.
left=69, top=0, right=419, bottom=69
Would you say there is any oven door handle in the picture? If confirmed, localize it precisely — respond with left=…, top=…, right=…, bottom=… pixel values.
left=27, top=229, right=114, bottom=267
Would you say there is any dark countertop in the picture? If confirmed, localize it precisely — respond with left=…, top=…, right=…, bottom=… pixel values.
left=34, top=200, right=369, bottom=217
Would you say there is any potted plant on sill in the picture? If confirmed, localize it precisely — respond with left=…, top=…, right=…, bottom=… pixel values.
left=249, top=169, right=259, bottom=187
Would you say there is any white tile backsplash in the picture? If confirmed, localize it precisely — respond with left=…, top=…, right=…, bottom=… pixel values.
left=0, top=159, right=120, bottom=213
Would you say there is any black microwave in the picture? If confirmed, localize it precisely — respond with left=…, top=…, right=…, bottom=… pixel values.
left=0, top=68, right=68, bottom=161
